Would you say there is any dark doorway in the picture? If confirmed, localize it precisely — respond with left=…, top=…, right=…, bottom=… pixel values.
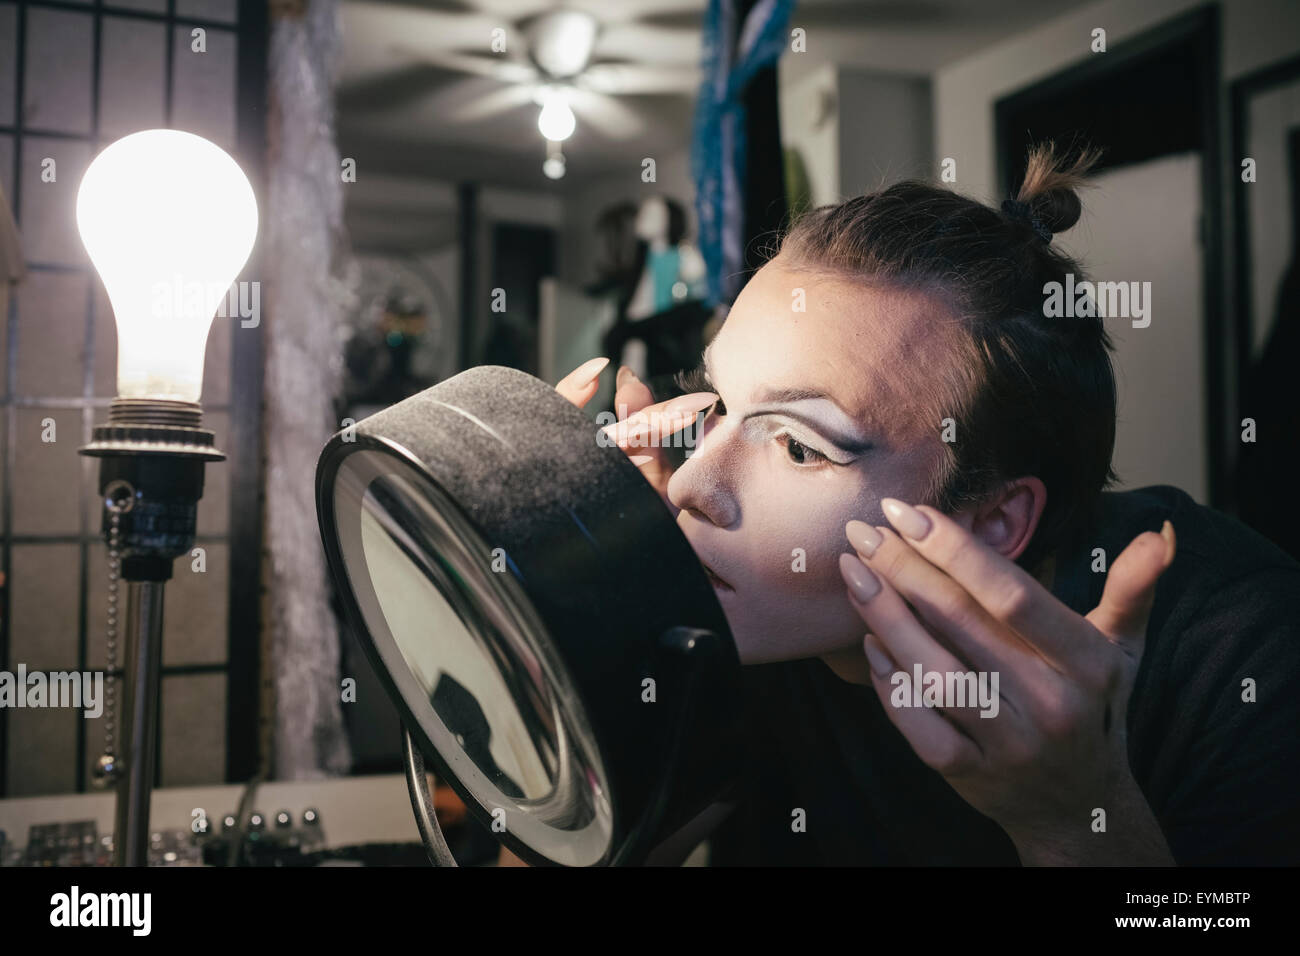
left=484, top=223, right=557, bottom=377
left=1231, top=55, right=1300, bottom=560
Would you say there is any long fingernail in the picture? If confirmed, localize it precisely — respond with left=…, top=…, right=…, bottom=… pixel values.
left=616, top=364, right=639, bottom=389
left=1160, top=519, right=1176, bottom=568
left=572, top=357, right=610, bottom=388
left=839, top=552, right=880, bottom=603
left=862, top=633, right=893, bottom=678
left=846, top=519, right=883, bottom=558
left=665, top=391, right=718, bottom=418
left=881, top=498, right=931, bottom=540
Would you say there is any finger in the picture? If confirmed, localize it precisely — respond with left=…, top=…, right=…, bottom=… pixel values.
left=847, top=520, right=1040, bottom=700
left=838, top=552, right=972, bottom=702
left=600, top=391, right=716, bottom=450
left=861, top=631, right=984, bottom=775
left=614, top=365, right=656, bottom=417
left=1086, top=520, right=1175, bottom=654
left=878, top=499, right=1088, bottom=671
left=555, top=356, right=610, bottom=407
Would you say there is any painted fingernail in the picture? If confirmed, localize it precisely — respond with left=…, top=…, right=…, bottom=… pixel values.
left=616, top=364, right=638, bottom=388
left=846, top=519, right=883, bottom=558
left=862, top=633, right=893, bottom=678
left=881, top=498, right=931, bottom=540
left=571, top=356, right=610, bottom=388
left=839, top=552, right=881, bottom=603
left=665, top=391, right=718, bottom=418
left=1160, top=519, right=1176, bottom=568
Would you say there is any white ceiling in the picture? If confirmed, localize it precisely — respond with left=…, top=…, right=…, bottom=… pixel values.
left=336, top=0, right=1083, bottom=193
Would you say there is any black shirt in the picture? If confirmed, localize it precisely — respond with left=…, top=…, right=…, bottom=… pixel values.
left=708, top=485, right=1300, bottom=865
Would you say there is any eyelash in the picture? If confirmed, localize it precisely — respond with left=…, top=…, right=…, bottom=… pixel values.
left=673, top=366, right=830, bottom=467
left=673, top=366, right=727, bottom=416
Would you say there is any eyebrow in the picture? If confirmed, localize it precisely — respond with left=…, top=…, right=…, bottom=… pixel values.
left=701, top=343, right=875, bottom=454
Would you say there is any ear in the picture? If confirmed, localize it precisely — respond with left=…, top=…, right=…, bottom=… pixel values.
left=950, top=476, right=1047, bottom=561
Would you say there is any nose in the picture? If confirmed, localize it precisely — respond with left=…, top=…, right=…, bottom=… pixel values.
left=666, top=413, right=740, bottom=528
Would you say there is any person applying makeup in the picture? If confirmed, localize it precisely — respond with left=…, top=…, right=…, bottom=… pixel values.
left=539, top=143, right=1300, bottom=867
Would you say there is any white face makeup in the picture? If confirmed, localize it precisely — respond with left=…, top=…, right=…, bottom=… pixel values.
left=667, top=255, right=957, bottom=665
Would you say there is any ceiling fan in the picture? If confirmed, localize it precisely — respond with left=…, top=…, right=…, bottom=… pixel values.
left=347, top=0, right=705, bottom=177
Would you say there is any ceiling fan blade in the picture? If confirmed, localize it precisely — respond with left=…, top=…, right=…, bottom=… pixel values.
left=578, top=62, right=701, bottom=95
left=565, top=86, right=644, bottom=140
left=390, top=43, right=539, bottom=85
left=594, top=24, right=702, bottom=67
left=444, top=82, right=540, bottom=124
left=562, top=0, right=702, bottom=26
left=337, top=63, right=458, bottom=113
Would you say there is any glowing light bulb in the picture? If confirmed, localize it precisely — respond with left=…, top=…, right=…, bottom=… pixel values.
left=76, top=129, right=258, bottom=403
left=537, top=94, right=576, bottom=142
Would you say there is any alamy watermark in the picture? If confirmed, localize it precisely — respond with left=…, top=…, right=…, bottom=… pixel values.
left=595, top=403, right=705, bottom=456
left=0, top=665, right=104, bottom=718
left=1043, top=273, right=1151, bottom=328
left=890, top=664, right=1000, bottom=719
left=151, top=277, right=261, bottom=328
left=50, top=886, right=151, bottom=936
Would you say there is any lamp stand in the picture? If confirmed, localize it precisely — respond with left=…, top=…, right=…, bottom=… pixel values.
left=79, top=397, right=224, bottom=867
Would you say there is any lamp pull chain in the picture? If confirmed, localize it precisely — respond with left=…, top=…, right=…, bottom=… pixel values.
left=93, top=500, right=127, bottom=786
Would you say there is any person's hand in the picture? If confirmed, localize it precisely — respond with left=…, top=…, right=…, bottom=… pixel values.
left=555, top=357, right=716, bottom=517
left=839, top=500, right=1178, bottom=865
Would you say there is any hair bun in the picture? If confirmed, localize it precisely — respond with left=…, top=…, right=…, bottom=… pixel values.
left=1014, top=142, right=1101, bottom=236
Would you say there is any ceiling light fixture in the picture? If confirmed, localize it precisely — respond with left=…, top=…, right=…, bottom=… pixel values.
left=537, top=87, right=576, bottom=142
left=528, top=9, right=599, bottom=79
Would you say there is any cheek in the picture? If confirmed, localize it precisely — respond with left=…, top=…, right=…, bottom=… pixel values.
left=721, top=476, right=887, bottom=663
left=743, top=474, right=872, bottom=594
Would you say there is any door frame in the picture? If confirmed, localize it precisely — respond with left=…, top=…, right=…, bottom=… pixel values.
left=993, top=5, right=1226, bottom=508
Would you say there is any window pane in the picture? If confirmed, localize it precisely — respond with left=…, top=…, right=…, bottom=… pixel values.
left=11, top=410, right=84, bottom=536
left=0, top=3, right=17, bottom=127
left=7, top=707, right=77, bottom=796
left=9, top=542, right=81, bottom=670
left=100, top=16, right=167, bottom=139
left=18, top=137, right=93, bottom=265
left=15, top=268, right=89, bottom=397
left=177, top=0, right=238, bottom=25
left=171, top=23, right=236, bottom=152
left=24, top=8, right=93, bottom=134
left=160, top=672, right=226, bottom=786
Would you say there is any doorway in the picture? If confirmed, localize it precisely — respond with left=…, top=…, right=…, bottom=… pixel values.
left=994, top=6, right=1225, bottom=507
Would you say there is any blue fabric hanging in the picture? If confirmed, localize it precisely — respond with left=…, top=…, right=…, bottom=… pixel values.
left=691, top=0, right=795, bottom=307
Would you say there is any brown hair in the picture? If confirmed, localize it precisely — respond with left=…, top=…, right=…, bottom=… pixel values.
left=777, top=143, right=1116, bottom=572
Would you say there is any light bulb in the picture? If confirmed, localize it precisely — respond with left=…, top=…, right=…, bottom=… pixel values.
left=76, top=129, right=258, bottom=403
left=543, top=155, right=566, bottom=179
left=537, top=95, right=576, bottom=142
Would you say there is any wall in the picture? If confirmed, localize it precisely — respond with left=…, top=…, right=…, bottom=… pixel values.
left=778, top=63, right=933, bottom=205
left=778, top=61, right=839, bottom=206
left=1056, top=153, right=1208, bottom=499
left=837, top=68, right=933, bottom=198
left=935, top=0, right=1300, bottom=202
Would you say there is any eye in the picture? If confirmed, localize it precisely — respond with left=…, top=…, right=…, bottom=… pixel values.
left=778, top=432, right=829, bottom=466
